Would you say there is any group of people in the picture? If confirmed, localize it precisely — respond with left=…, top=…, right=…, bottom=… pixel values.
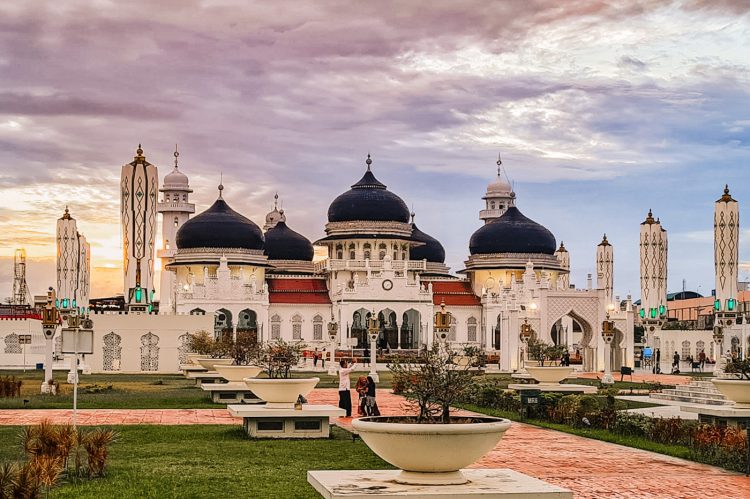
left=649, top=348, right=708, bottom=374
left=337, top=359, right=379, bottom=417
left=311, top=348, right=326, bottom=368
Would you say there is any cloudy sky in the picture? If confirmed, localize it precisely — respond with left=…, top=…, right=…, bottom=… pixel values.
left=0, top=0, right=749, bottom=301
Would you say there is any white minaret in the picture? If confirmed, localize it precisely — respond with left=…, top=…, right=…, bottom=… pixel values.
left=121, top=144, right=158, bottom=312
left=554, top=241, right=570, bottom=289
left=596, top=234, right=614, bottom=306
left=156, top=146, right=194, bottom=312
left=480, top=154, right=516, bottom=223
left=56, top=207, right=80, bottom=309
left=639, top=209, right=668, bottom=322
left=77, top=232, right=90, bottom=309
left=714, top=185, right=739, bottom=326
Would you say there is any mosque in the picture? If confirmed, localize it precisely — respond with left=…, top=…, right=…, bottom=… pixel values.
left=2, top=145, right=637, bottom=374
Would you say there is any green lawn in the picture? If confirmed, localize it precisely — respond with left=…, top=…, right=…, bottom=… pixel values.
left=0, top=425, right=391, bottom=498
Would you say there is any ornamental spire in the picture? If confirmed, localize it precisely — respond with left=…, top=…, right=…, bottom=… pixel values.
left=173, top=144, right=179, bottom=169
left=718, top=184, right=736, bottom=203
left=497, top=153, right=502, bottom=177
left=218, top=172, right=224, bottom=199
left=135, top=143, right=144, bottom=160
left=599, top=233, right=610, bottom=246
left=366, top=153, right=372, bottom=171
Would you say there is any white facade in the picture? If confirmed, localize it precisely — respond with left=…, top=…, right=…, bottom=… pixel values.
left=121, top=145, right=158, bottom=311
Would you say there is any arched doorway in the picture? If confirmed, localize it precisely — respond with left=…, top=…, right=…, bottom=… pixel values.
left=400, top=309, right=420, bottom=349
left=237, top=309, right=258, bottom=343
left=378, top=309, right=398, bottom=350
left=551, top=311, right=595, bottom=370
left=214, top=309, right=233, bottom=340
left=493, top=315, right=502, bottom=350
left=351, top=308, right=370, bottom=348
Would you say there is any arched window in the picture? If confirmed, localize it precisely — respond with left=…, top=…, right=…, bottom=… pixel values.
left=349, top=250, right=356, bottom=260
left=490, top=201, right=495, bottom=209
left=292, top=314, right=303, bottom=340
left=313, top=315, right=323, bottom=341
left=681, top=340, right=691, bottom=359
left=140, top=332, right=160, bottom=371
left=363, top=243, right=371, bottom=260
left=271, top=314, right=281, bottom=339
left=174, top=216, right=179, bottom=228
left=696, top=340, right=705, bottom=358
left=448, top=316, right=457, bottom=342
left=467, top=317, right=478, bottom=342
left=336, top=244, right=343, bottom=260
left=364, top=250, right=371, bottom=260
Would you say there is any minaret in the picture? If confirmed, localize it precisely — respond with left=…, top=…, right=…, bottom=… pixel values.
left=121, top=144, right=158, bottom=312
left=596, top=234, right=614, bottom=305
left=639, top=209, right=668, bottom=322
left=77, top=232, right=90, bottom=309
left=263, top=193, right=286, bottom=231
left=554, top=241, right=570, bottom=289
left=56, top=207, right=80, bottom=309
left=714, top=185, right=739, bottom=326
left=156, top=146, right=194, bottom=312
left=480, top=154, right=516, bottom=223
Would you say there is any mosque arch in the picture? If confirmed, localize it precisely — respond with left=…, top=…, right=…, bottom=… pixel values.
left=177, top=333, right=191, bottom=365
left=400, top=309, right=421, bottom=349
left=378, top=308, right=398, bottom=349
left=467, top=317, right=478, bottom=343
left=214, top=309, right=233, bottom=340
left=549, top=309, right=595, bottom=370
left=731, top=336, right=740, bottom=356
left=351, top=308, right=372, bottom=348
left=493, top=314, right=502, bottom=350
left=238, top=309, right=257, bottom=330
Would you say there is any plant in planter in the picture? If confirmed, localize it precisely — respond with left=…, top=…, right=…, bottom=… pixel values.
left=244, top=339, right=318, bottom=408
left=353, top=342, right=512, bottom=485
left=713, top=358, right=750, bottom=408
left=214, top=332, right=263, bottom=382
left=525, top=337, right=573, bottom=384
left=187, top=331, right=235, bottom=370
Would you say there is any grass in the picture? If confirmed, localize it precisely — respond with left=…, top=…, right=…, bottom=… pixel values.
left=0, top=425, right=391, bottom=498
left=463, top=404, right=693, bottom=461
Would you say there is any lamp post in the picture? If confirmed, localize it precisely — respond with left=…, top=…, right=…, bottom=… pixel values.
left=519, top=320, right=533, bottom=372
left=367, top=310, right=380, bottom=382
left=713, top=325, right=724, bottom=364
left=327, top=316, right=339, bottom=376
left=601, top=305, right=616, bottom=385
left=40, top=287, right=59, bottom=394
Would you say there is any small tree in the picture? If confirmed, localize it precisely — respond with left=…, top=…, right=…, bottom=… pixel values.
left=232, top=332, right=259, bottom=366
left=725, top=359, right=750, bottom=380
left=252, top=339, right=306, bottom=379
left=186, top=331, right=215, bottom=356
left=389, top=342, right=474, bottom=423
left=527, top=337, right=567, bottom=366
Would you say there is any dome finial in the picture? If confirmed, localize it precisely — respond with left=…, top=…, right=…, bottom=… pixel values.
left=643, top=209, right=655, bottom=224
left=719, top=184, right=735, bottom=202
left=62, top=206, right=71, bottom=220
left=174, top=144, right=179, bottom=169
left=366, top=153, right=372, bottom=171
left=496, top=153, right=502, bottom=176
left=218, top=172, right=224, bottom=199
left=410, top=211, right=415, bottom=224
left=135, top=143, right=144, bottom=160
left=273, top=192, right=279, bottom=210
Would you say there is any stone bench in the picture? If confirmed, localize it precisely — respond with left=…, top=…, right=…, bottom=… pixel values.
left=228, top=404, right=345, bottom=439
left=186, top=372, right=228, bottom=386
left=200, top=382, right=263, bottom=404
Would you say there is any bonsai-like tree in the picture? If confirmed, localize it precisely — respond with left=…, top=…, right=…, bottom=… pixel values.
left=252, top=339, right=307, bottom=379
left=526, top=337, right=567, bottom=366
left=725, top=358, right=750, bottom=380
left=187, top=330, right=235, bottom=359
left=232, top=331, right=259, bottom=366
left=389, top=342, right=474, bottom=423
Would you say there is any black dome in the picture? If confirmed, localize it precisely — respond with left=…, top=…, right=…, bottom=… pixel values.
left=469, top=207, right=556, bottom=255
left=264, top=221, right=314, bottom=261
left=176, top=198, right=264, bottom=250
left=327, top=165, right=410, bottom=223
left=410, top=224, right=445, bottom=263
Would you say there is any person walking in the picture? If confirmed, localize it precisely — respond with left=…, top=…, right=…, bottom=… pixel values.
left=655, top=348, right=661, bottom=374
left=321, top=348, right=326, bottom=368
left=365, top=375, right=380, bottom=416
left=355, top=376, right=368, bottom=416
left=699, top=349, right=706, bottom=371
left=313, top=348, right=319, bottom=368
left=338, top=359, right=356, bottom=417
left=672, top=351, right=680, bottom=374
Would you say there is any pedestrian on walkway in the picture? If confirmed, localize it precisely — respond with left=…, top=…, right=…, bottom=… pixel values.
left=313, top=348, right=319, bottom=368
left=699, top=349, right=706, bottom=370
left=321, top=348, right=326, bottom=368
left=365, top=375, right=380, bottom=416
left=338, top=359, right=356, bottom=417
left=355, top=375, right=368, bottom=416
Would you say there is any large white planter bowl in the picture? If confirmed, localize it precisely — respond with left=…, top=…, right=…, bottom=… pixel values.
left=214, top=365, right=262, bottom=382
left=526, top=366, right=574, bottom=384
left=244, top=377, right=320, bottom=409
left=712, top=379, right=750, bottom=408
left=352, top=416, right=511, bottom=485
left=196, top=358, right=234, bottom=371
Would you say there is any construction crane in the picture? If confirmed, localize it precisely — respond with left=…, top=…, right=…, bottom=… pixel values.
left=12, top=248, right=32, bottom=306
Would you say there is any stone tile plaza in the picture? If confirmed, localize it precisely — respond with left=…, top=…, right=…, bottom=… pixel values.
left=1, top=2, right=750, bottom=498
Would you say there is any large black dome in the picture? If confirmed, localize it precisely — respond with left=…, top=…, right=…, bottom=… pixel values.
left=469, top=207, right=556, bottom=255
left=410, top=224, right=445, bottom=263
left=327, top=159, right=410, bottom=223
left=176, top=198, right=264, bottom=250
left=264, top=221, right=314, bottom=261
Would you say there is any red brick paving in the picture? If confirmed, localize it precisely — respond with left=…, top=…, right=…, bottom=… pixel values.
left=2, top=388, right=748, bottom=498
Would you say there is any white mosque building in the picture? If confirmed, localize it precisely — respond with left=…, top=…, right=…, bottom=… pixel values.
left=2, top=146, right=640, bottom=373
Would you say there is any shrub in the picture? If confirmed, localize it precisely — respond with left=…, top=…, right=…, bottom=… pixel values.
left=0, top=376, right=22, bottom=398
left=252, top=339, right=307, bottom=379
left=691, top=424, right=748, bottom=472
left=526, top=338, right=567, bottom=366
left=725, top=359, right=750, bottom=380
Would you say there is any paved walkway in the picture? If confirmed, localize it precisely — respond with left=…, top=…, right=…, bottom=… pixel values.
left=1, top=389, right=748, bottom=498
left=576, top=371, right=692, bottom=385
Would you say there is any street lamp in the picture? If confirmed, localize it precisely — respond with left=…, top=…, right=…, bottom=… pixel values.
left=327, top=315, right=338, bottom=376
left=713, top=325, right=724, bottom=362
left=40, top=287, right=59, bottom=394
left=519, top=319, right=533, bottom=372
left=601, top=304, right=616, bottom=385
left=367, top=310, right=380, bottom=382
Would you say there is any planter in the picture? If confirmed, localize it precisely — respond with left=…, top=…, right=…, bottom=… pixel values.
left=196, top=358, right=234, bottom=371
left=351, top=416, right=511, bottom=485
left=712, top=378, right=750, bottom=408
left=243, top=377, right=320, bottom=409
left=526, top=365, right=574, bottom=384
left=214, top=365, right=262, bottom=382
left=186, top=354, right=205, bottom=365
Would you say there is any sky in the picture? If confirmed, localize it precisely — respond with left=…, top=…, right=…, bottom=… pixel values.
left=0, top=0, right=749, bottom=301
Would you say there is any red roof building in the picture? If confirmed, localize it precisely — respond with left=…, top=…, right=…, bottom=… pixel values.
left=425, top=280, right=481, bottom=306
left=267, top=278, right=332, bottom=304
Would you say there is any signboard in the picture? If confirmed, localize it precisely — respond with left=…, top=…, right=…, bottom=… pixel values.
left=18, top=334, right=32, bottom=345
left=61, top=328, right=94, bottom=354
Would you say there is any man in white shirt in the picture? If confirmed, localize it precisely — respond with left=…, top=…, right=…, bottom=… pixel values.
left=338, top=359, right=356, bottom=417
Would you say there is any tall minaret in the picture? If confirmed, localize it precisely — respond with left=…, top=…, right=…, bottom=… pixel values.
left=596, top=234, right=614, bottom=305
left=554, top=241, right=570, bottom=289
left=639, top=209, right=668, bottom=323
left=714, top=185, right=739, bottom=326
left=121, top=144, right=158, bottom=312
left=77, top=232, right=90, bottom=309
left=480, top=154, right=516, bottom=223
left=156, top=146, right=194, bottom=312
left=56, top=207, right=80, bottom=309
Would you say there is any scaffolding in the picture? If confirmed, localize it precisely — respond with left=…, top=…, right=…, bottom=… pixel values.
left=12, top=248, right=31, bottom=306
